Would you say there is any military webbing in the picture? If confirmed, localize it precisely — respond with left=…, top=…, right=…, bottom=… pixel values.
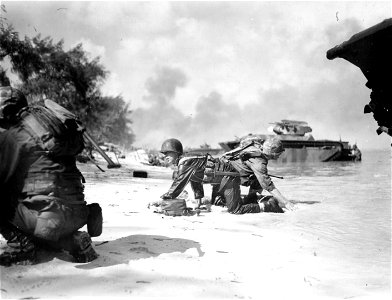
left=223, top=141, right=260, bottom=161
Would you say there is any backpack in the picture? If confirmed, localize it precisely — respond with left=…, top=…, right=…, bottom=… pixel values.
left=19, top=100, right=85, bottom=158
left=160, top=199, right=189, bottom=216
left=223, top=141, right=263, bottom=161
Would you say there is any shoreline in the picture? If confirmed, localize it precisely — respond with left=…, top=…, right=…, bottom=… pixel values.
left=1, top=160, right=390, bottom=299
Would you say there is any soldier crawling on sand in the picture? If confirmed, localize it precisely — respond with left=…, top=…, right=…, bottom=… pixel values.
left=150, top=137, right=294, bottom=216
left=213, top=136, right=295, bottom=212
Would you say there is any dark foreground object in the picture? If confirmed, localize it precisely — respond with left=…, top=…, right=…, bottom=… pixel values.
left=327, top=18, right=392, bottom=138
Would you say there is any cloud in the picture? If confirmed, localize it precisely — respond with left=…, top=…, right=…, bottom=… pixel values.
left=82, top=2, right=129, bottom=30
left=73, top=38, right=106, bottom=60
left=101, top=72, right=123, bottom=97
left=4, top=1, right=390, bottom=150
left=118, top=38, right=145, bottom=57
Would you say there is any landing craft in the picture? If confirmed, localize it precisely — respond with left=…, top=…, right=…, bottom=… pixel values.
left=219, top=120, right=360, bottom=163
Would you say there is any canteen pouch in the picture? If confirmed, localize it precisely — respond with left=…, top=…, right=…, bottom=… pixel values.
left=87, top=203, right=103, bottom=237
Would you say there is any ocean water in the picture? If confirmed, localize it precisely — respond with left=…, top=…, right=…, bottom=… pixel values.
left=267, top=149, right=391, bottom=296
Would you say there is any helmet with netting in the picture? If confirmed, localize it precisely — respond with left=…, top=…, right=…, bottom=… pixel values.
left=262, top=137, right=284, bottom=156
left=239, top=135, right=263, bottom=148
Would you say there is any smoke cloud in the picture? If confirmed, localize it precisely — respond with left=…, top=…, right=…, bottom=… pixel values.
left=132, top=17, right=390, bottom=150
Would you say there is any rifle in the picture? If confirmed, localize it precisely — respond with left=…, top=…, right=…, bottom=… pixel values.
left=83, top=132, right=121, bottom=169
left=207, top=170, right=284, bottom=179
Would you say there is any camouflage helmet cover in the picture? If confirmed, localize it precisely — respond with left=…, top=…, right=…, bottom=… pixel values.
left=239, top=135, right=264, bottom=148
left=0, top=86, right=28, bottom=120
left=161, top=138, right=183, bottom=155
left=262, top=137, right=285, bottom=156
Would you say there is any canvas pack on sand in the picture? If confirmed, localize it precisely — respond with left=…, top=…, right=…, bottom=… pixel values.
left=160, top=199, right=189, bottom=216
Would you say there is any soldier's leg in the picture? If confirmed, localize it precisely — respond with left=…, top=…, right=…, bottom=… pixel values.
left=11, top=199, right=99, bottom=262
left=223, top=177, right=243, bottom=213
left=243, top=179, right=263, bottom=204
left=47, top=231, right=98, bottom=263
left=0, top=223, right=37, bottom=266
left=224, top=177, right=262, bottom=214
left=42, top=202, right=99, bottom=262
left=211, top=184, right=225, bottom=206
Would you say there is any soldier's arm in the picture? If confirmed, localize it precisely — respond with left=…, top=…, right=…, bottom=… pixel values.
left=190, top=180, right=204, bottom=208
left=246, top=158, right=293, bottom=210
left=246, top=157, right=275, bottom=192
left=269, top=188, right=294, bottom=210
left=161, top=160, right=196, bottom=199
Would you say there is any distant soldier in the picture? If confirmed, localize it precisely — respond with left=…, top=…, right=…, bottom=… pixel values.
left=221, top=136, right=295, bottom=212
left=0, top=85, right=102, bottom=266
left=352, top=144, right=362, bottom=162
left=159, top=138, right=287, bottom=214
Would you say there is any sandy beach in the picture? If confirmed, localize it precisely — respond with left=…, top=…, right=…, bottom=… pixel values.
left=0, top=156, right=390, bottom=300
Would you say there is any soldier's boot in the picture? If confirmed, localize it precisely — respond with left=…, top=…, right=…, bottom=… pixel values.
left=261, top=197, right=284, bottom=213
left=212, top=195, right=226, bottom=207
left=243, top=191, right=258, bottom=204
left=0, top=226, right=36, bottom=266
left=69, top=231, right=98, bottom=263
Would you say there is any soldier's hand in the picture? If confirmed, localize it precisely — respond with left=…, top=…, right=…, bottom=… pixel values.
left=283, top=201, right=295, bottom=211
left=160, top=193, right=171, bottom=200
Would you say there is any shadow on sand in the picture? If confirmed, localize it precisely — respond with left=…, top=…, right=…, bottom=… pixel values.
left=72, top=234, right=204, bottom=270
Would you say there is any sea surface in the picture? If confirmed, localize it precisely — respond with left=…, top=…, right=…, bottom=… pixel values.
left=267, top=149, right=391, bottom=297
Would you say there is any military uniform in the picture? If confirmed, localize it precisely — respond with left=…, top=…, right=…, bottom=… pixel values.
left=229, top=144, right=276, bottom=192
left=161, top=154, right=263, bottom=214
left=161, top=156, right=206, bottom=200
left=0, top=98, right=99, bottom=264
left=222, top=142, right=284, bottom=214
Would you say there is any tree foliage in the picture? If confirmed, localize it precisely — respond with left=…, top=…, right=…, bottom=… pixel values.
left=0, top=22, right=134, bottom=147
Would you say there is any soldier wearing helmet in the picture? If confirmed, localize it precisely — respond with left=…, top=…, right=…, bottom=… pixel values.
left=222, top=136, right=295, bottom=212
left=262, top=137, right=285, bottom=159
left=159, top=138, right=204, bottom=208
left=159, top=138, right=247, bottom=212
left=160, top=138, right=184, bottom=167
left=0, top=85, right=100, bottom=266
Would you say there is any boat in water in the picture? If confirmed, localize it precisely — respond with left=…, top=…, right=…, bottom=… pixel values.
left=219, top=120, right=361, bottom=163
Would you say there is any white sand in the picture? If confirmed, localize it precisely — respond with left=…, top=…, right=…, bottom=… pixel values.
left=0, top=157, right=389, bottom=300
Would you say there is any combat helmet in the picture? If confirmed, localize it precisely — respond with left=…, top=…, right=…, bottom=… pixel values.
left=160, top=138, right=183, bottom=155
left=0, top=86, right=28, bottom=126
left=262, top=137, right=284, bottom=157
left=239, top=135, right=263, bottom=148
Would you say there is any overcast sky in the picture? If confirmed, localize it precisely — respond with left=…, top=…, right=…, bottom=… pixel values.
left=2, top=1, right=391, bottom=149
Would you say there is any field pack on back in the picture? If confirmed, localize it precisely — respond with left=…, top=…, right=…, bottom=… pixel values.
left=19, top=99, right=85, bottom=158
left=223, top=140, right=263, bottom=162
